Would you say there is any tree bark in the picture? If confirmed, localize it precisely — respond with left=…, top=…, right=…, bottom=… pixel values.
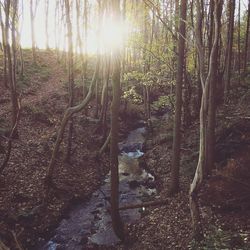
left=243, top=0, right=250, bottom=73
left=45, top=0, right=49, bottom=50
left=30, top=0, right=37, bottom=63
left=206, top=0, right=223, bottom=175
left=45, top=60, right=100, bottom=186
left=224, top=0, right=235, bottom=99
left=169, top=0, right=187, bottom=195
left=190, top=0, right=222, bottom=240
left=64, top=0, right=75, bottom=162
left=110, top=0, right=124, bottom=240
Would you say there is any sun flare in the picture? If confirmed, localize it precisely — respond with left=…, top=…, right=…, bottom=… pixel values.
left=19, top=1, right=130, bottom=55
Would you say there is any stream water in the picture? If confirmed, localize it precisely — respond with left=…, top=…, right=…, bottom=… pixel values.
left=42, top=127, right=156, bottom=250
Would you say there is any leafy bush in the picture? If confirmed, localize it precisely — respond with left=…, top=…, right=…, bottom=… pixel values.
left=151, top=95, right=174, bottom=114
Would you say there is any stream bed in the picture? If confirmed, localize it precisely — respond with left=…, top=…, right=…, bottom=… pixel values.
left=42, top=127, right=156, bottom=249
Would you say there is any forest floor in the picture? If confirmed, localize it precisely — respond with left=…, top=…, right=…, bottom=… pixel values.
left=119, top=78, right=250, bottom=250
left=0, top=50, right=250, bottom=249
left=0, top=50, right=116, bottom=249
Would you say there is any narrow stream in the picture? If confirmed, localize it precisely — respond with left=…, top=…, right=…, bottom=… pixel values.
left=42, top=127, right=156, bottom=250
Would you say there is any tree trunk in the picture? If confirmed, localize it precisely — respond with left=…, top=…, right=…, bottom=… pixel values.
left=64, top=0, right=75, bottom=162
left=45, top=60, right=100, bottom=186
left=110, top=0, right=124, bottom=240
left=45, top=0, right=49, bottom=50
left=224, top=0, right=235, bottom=99
left=0, top=4, right=8, bottom=88
left=30, top=0, right=37, bottom=63
left=5, top=0, right=18, bottom=129
left=243, top=0, right=250, bottom=73
left=169, top=0, right=187, bottom=195
left=206, top=0, right=223, bottom=175
left=190, top=0, right=222, bottom=240
left=237, top=0, right=241, bottom=84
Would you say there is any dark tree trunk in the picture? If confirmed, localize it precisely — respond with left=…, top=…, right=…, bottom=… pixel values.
left=64, top=0, right=75, bottom=162
left=206, top=0, right=223, bottom=175
left=110, top=0, right=124, bottom=240
left=169, top=0, right=187, bottom=195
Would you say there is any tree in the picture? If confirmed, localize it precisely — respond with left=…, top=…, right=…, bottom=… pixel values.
left=110, top=0, right=124, bottom=240
left=0, top=0, right=20, bottom=173
left=169, top=0, right=187, bottom=195
left=30, top=0, right=39, bottom=63
left=206, top=0, right=223, bottom=175
left=64, top=0, right=75, bottom=162
left=243, top=0, right=250, bottom=73
left=189, top=0, right=223, bottom=240
left=45, top=0, right=49, bottom=50
left=0, top=4, right=8, bottom=88
left=223, top=0, right=235, bottom=99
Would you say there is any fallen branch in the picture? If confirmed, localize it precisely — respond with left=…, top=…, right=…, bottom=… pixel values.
left=0, top=240, right=10, bottom=250
left=225, top=116, right=250, bottom=120
left=99, top=132, right=111, bottom=155
left=118, top=199, right=168, bottom=211
left=217, top=173, right=250, bottom=190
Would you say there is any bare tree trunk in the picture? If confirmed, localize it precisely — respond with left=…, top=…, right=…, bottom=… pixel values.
left=76, top=0, right=84, bottom=78
left=190, top=0, right=222, bottom=240
left=64, top=0, right=75, bottom=162
left=169, top=0, right=187, bottom=195
left=83, top=0, right=88, bottom=99
left=224, top=0, right=235, bottom=99
left=5, top=0, right=18, bottom=128
left=0, top=0, right=20, bottom=172
left=110, top=0, right=124, bottom=240
left=100, top=54, right=111, bottom=138
left=45, top=0, right=49, bottom=50
left=237, top=0, right=241, bottom=84
left=0, top=4, right=8, bottom=88
left=30, top=0, right=37, bottom=63
left=243, top=0, right=250, bottom=73
left=206, top=0, right=223, bottom=175
left=45, top=60, right=100, bottom=186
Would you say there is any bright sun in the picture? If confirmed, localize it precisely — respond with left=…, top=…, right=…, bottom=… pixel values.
left=20, top=1, right=130, bottom=55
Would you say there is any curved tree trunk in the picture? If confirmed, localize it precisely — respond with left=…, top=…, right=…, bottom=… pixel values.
left=45, top=60, right=100, bottom=186
left=190, top=0, right=222, bottom=240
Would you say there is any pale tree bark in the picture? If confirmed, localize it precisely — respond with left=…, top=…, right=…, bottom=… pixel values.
left=45, top=0, right=49, bottom=50
left=100, top=53, right=111, bottom=138
left=224, top=0, right=235, bottom=99
left=169, top=0, right=187, bottom=195
left=189, top=0, right=222, bottom=240
left=110, top=0, right=124, bottom=240
left=5, top=0, right=19, bottom=128
left=45, top=60, right=100, bottom=186
left=83, top=0, right=88, bottom=99
left=30, top=0, right=39, bottom=63
left=0, top=4, right=8, bottom=88
left=243, top=0, right=250, bottom=73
